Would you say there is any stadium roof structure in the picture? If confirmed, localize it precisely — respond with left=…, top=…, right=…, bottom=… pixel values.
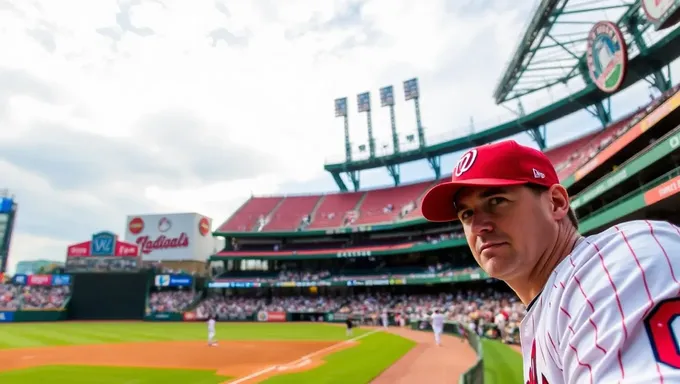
left=493, top=0, right=675, bottom=104
left=325, top=0, right=680, bottom=192
left=324, top=0, right=680, bottom=191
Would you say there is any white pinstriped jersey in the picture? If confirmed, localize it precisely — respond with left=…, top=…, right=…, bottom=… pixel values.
left=521, top=220, right=680, bottom=384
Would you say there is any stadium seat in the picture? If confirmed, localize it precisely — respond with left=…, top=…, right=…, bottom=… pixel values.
left=353, top=181, right=432, bottom=225
left=263, top=196, right=322, bottom=231
left=216, top=197, right=283, bottom=232
left=307, top=192, right=364, bottom=229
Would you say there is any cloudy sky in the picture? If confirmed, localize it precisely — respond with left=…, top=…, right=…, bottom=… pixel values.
left=0, top=0, right=675, bottom=273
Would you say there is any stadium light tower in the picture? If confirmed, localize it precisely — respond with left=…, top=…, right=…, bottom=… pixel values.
left=357, top=92, right=375, bottom=158
left=380, top=85, right=401, bottom=186
left=403, top=78, right=425, bottom=148
left=334, top=97, right=352, bottom=162
left=380, top=85, right=399, bottom=154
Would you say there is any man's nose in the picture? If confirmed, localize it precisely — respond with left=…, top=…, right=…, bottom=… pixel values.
left=470, top=211, right=494, bottom=235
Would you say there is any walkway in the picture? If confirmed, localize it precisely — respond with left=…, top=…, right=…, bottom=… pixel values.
left=371, top=327, right=478, bottom=384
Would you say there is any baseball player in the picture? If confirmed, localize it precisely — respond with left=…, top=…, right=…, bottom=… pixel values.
left=430, top=309, right=446, bottom=346
left=207, top=314, right=217, bottom=347
left=420, top=139, right=680, bottom=383
left=381, top=310, right=389, bottom=329
left=345, top=317, right=353, bottom=337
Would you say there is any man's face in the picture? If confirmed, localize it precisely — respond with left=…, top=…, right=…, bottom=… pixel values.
left=455, top=185, right=556, bottom=281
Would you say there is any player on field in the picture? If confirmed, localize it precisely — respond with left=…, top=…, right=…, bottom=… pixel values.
left=430, top=309, right=445, bottom=347
left=207, top=314, right=217, bottom=347
left=421, top=139, right=680, bottom=383
left=345, top=317, right=353, bottom=337
left=381, top=310, right=389, bottom=329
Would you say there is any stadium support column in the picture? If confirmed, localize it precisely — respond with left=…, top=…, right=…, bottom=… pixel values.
left=380, top=85, right=399, bottom=154
left=347, top=170, right=360, bottom=191
left=334, top=97, right=352, bottom=163
left=380, top=85, right=401, bottom=186
left=333, top=97, right=351, bottom=192
left=518, top=100, right=547, bottom=151
left=577, top=61, right=612, bottom=127
left=427, top=156, right=441, bottom=180
left=626, top=13, right=671, bottom=93
left=357, top=92, right=375, bottom=159
left=386, top=164, right=400, bottom=186
left=403, top=78, right=425, bottom=148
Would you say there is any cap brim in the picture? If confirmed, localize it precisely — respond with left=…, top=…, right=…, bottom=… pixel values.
left=420, top=178, right=528, bottom=222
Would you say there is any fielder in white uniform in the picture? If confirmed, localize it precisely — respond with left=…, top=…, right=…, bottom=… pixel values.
left=430, top=309, right=446, bottom=346
left=381, top=311, right=389, bottom=329
left=207, top=315, right=217, bottom=346
left=421, top=139, right=680, bottom=383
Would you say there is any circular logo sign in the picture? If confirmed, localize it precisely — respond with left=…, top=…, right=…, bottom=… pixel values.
left=586, top=21, right=628, bottom=93
left=158, top=217, right=172, bottom=233
left=454, top=149, right=478, bottom=177
left=257, top=311, right=268, bottom=322
left=641, top=0, right=675, bottom=25
left=128, top=217, right=144, bottom=235
left=198, top=217, right=210, bottom=236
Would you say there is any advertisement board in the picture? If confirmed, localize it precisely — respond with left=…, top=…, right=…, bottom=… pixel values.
left=64, top=231, right=141, bottom=273
left=154, top=274, right=193, bottom=288
left=0, top=197, right=13, bottom=214
left=124, top=213, right=214, bottom=262
left=27, top=274, right=52, bottom=286
left=256, top=311, right=286, bottom=322
left=12, top=274, right=71, bottom=286
left=0, top=311, right=14, bottom=322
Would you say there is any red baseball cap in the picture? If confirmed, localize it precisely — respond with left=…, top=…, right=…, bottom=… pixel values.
left=420, top=140, right=560, bottom=222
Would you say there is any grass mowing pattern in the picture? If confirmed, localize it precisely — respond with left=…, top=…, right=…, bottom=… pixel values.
left=482, top=338, right=524, bottom=384
left=0, top=322, right=414, bottom=384
left=0, top=366, right=228, bottom=384
left=262, top=331, right=415, bottom=384
left=0, top=322, right=369, bottom=349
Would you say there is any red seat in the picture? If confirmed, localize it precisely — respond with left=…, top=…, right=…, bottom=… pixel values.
left=354, top=181, right=431, bottom=225
left=264, top=196, right=321, bottom=231
left=308, top=192, right=364, bottom=229
left=216, top=197, right=282, bottom=232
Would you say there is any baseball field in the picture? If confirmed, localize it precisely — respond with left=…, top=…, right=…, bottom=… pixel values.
left=0, top=321, right=524, bottom=383
left=0, top=322, right=416, bottom=383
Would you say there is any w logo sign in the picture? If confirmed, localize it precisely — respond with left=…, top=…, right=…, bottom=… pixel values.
left=90, top=231, right=116, bottom=256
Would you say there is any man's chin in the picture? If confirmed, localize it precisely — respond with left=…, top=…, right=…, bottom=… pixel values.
left=482, top=260, right=516, bottom=280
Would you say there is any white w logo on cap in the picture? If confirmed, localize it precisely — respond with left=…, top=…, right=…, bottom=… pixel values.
left=454, top=149, right=478, bottom=177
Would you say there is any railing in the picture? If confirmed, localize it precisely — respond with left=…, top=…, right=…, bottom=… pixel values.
left=578, top=165, right=680, bottom=223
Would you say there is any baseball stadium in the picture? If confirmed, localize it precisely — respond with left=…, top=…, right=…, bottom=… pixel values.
left=2, top=1, right=680, bottom=383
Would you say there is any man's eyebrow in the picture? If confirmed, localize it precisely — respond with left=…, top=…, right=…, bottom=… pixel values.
left=454, top=187, right=509, bottom=211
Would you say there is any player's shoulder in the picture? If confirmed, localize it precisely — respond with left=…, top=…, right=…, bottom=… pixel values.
left=573, top=219, right=679, bottom=262
left=558, top=219, right=679, bottom=290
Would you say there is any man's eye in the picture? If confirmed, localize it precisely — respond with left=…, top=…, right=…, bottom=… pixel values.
left=489, top=197, right=506, bottom=205
left=458, top=210, right=472, bottom=220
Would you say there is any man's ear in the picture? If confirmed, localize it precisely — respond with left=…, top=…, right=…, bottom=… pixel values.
left=548, top=184, right=570, bottom=221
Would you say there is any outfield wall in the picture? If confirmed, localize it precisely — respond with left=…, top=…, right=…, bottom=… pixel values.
left=0, top=310, right=67, bottom=323
left=68, top=272, right=151, bottom=320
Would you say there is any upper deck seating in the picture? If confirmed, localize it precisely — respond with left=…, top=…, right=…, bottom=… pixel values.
left=354, top=181, right=432, bottom=225
left=216, top=197, right=282, bottom=232
left=264, top=196, right=321, bottom=231
left=307, top=192, right=364, bottom=229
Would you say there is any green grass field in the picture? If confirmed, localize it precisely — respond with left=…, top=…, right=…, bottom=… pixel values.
left=0, top=322, right=415, bottom=384
left=482, top=339, right=524, bottom=384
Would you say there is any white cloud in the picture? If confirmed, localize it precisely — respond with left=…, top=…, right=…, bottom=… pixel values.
left=0, top=0, right=671, bottom=273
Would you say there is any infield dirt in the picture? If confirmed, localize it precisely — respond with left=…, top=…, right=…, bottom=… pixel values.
left=0, top=339, right=358, bottom=383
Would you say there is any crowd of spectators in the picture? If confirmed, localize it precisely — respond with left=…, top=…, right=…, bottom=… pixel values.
left=264, top=296, right=343, bottom=313
left=194, top=289, right=525, bottom=344
left=0, top=284, right=70, bottom=310
left=214, top=265, right=480, bottom=283
left=147, top=290, right=195, bottom=313
left=194, top=295, right=266, bottom=320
